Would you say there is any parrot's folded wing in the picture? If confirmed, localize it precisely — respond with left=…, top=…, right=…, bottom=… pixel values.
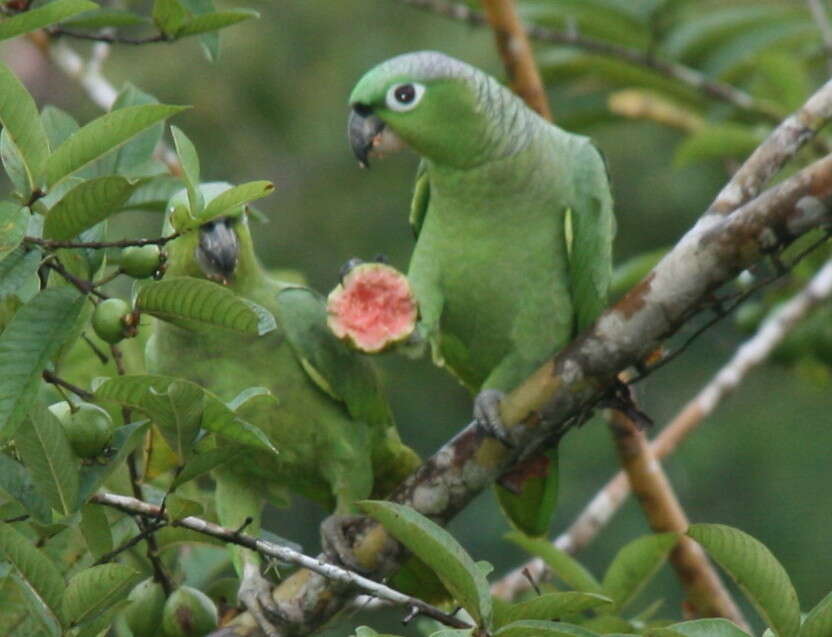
left=274, top=286, right=394, bottom=429
left=409, top=159, right=431, bottom=238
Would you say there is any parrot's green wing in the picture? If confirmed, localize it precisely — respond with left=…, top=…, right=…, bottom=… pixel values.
left=274, top=286, right=393, bottom=429
left=409, top=159, right=430, bottom=238
left=568, top=141, right=616, bottom=331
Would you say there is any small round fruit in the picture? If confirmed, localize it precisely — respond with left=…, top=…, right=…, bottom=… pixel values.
left=92, top=298, right=131, bottom=344
left=326, top=261, right=417, bottom=353
left=162, top=586, right=218, bottom=637
left=124, top=577, right=166, bottom=637
left=48, top=401, right=113, bottom=459
left=121, top=245, right=162, bottom=279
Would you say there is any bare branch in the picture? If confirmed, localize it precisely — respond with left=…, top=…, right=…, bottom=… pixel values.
left=90, top=492, right=471, bottom=630
left=393, top=0, right=782, bottom=121
left=24, top=233, right=181, bottom=251
left=481, top=0, right=552, bottom=120
left=41, top=370, right=94, bottom=401
left=493, top=255, right=832, bottom=600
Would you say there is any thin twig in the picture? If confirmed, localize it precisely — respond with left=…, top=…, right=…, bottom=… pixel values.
left=24, top=233, right=181, bottom=251
left=93, top=519, right=167, bottom=566
left=42, top=370, right=94, bottom=401
left=492, top=257, right=832, bottom=600
left=481, top=0, right=552, bottom=120
left=393, top=0, right=782, bottom=122
left=91, top=492, right=472, bottom=630
left=40, top=256, right=106, bottom=299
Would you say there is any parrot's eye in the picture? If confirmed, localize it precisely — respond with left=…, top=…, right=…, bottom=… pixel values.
left=385, top=82, right=425, bottom=112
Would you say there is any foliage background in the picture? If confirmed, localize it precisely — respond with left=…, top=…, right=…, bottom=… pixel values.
left=2, top=1, right=831, bottom=633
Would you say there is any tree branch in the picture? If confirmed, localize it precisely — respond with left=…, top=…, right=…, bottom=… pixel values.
left=393, top=0, right=783, bottom=122
left=41, top=370, right=94, bottom=401
left=493, top=253, right=832, bottom=600
left=481, top=0, right=552, bottom=120
left=24, top=233, right=180, bottom=251
left=90, top=492, right=471, bottom=630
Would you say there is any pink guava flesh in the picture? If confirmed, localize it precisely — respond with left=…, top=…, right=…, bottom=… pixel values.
left=327, top=263, right=417, bottom=353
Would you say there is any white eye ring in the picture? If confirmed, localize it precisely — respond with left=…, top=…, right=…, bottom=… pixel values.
left=385, top=82, right=426, bottom=112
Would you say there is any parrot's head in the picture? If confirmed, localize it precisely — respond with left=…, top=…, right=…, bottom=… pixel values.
left=348, top=51, right=502, bottom=169
left=164, top=183, right=249, bottom=285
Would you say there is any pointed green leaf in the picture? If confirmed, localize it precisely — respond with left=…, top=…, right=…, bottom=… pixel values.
left=122, top=175, right=183, bottom=212
left=106, top=84, right=164, bottom=177
left=152, top=0, right=188, bottom=36
left=801, top=591, right=832, bottom=637
left=505, top=532, right=602, bottom=593
left=44, top=103, right=188, bottom=187
left=9, top=570, right=62, bottom=637
left=170, top=126, right=202, bottom=215
left=170, top=445, right=244, bottom=489
left=658, top=618, right=751, bottom=637
left=0, top=202, right=27, bottom=260
left=136, top=276, right=276, bottom=335
left=0, top=0, right=98, bottom=41
left=688, top=524, right=800, bottom=637
left=41, top=106, right=80, bottom=153
left=197, top=180, right=275, bottom=226
left=76, top=420, right=150, bottom=505
left=0, top=452, right=52, bottom=524
left=201, top=395, right=277, bottom=454
left=360, top=500, right=492, bottom=626
left=61, top=8, right=147, bottom=29
left=1, top=127, right=29, bottom=194
left=149, top=379, right=203, bottom=460
left=62, top=563, right=139, bottom=627
left=0, top=61, right=50, bottom=191
left=226, top=386, right=273, bottom=411
left=494, top=592, right=612, bottom=629
left=0, top=287, right=85, bottom=439
left=602, top=533, right=677, bottom=611
left=14, top=400, right=80, bottom=516
left=0, top=245, right=41, bottom=299
left=43, top=176, right=139, bottom=240
left=177, top=9, right=259, bottom=36
left=79, top=504, right=113, bottom=560
left=494, top=620, right=599, bottom=637
left=0, top=521, right=64, bottom=627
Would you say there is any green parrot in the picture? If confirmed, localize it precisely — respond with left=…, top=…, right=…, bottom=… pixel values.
left=146, top=183, right=420, bottom=633
left=347, top=51, right=615, bottom=535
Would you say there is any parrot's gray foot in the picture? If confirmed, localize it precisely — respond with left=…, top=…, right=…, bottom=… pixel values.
left=321, top=514, right=371, bottom=573
left=237, top=565, right=284, bottom=637
left=474, top=389, right=515, bottom=447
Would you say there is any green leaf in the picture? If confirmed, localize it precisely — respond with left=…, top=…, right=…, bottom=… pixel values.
left=44, top=103, right=188, bottom=187
left=8, top=570, right=62, bottom=637
left=122, top=175, right=183, bottom=212
left=801, top=591, right=832, bottom=637
left=62, top=563, right=139, bottom=627
left=0, top=246, right=41, bottom=299
left=200, top=394, right=277, bottom=454
left=0, top=452, right=52, bottom=524
left=106, top=84, right=164, bottom=178
left=1, top=127, right=29, bottom=194
left=226, top=386, right=273, bottom=411
left=0, top=61, right=50, bottom=191
left=14, top=400, right=80, bottom=516
left=602, top=533, right=677, bottom=611
left=164, top=493, right=203, bottom=520
left=674, top=124, right=762, bottom=168
left=0, top=520, right=64, bottom=629
left=177, top=8, right=259, bottom=36
left=150, top=379, right=203, bottom=461
left=43, top=176, right=139, bottom=240
left=170, top=445, right=244, bottom=489
left=0, top=202, right=27, bottom=260
left=360, top=500, right=492, bottom=626
left=136, top=276, right=277, bottom=335
left=505, top=532, right=602, bottom=593
left=494, top=620, right=599, bottom=637
left=0, top=287, right=85, bottom=439
left=658, top=618, right=752, bottom=637
left=170, top=126, right=202, bottom=216
left=76, top=420, right=150, bottom=505
left=0, top=0, right=98, bottom=40
left=196, top=180, right=275, bottom=227
left=79, top=504, right=113, bottom=560
left=60, top=8, right=147, bottom=29
left=41, top=106, right=80, bottom=152
left=152, top=0, right=188, bottom=36
left=688, top=524, right=800, bottom=637
left=494, top=592, right=612, bottom=629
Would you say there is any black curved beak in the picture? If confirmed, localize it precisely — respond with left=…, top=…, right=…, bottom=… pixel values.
left=348, top=104, right=385, bottom=169
left=197, top=218, right=239, bottom=283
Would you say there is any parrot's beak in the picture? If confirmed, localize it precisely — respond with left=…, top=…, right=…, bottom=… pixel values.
left=196, top=217, right=239, bottom=284
left=348, top=105, right=406, bottom=168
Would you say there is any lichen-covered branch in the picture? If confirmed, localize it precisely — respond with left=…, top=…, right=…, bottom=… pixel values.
left=480, top=0, right=552, bottom=120
left=493, top=254, right=832, bottom=601
left=90, top=493, right=470, bottom=630
left=393, top=0, right=782, bottom=121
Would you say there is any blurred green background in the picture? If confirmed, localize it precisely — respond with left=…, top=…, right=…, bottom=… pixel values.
left=2, top=1, right=831, bottom=633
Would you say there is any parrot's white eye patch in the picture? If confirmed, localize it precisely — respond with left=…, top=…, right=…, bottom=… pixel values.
left=386, top=82, right=426, bottom=112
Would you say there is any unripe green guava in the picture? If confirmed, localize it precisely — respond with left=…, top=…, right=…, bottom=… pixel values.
left=121, top=245, right=163, bottom=279
left=124, top=577, right=167, bottom=637
left=48, top=401, right=113, bottom=458
left=162, top=585, right=218, bottom=637
left=92, top=298, right=132, bottom=344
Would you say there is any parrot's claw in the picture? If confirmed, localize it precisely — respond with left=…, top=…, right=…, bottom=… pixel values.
left=321, top=514, right=372, bottom=573
left=474, top=389, right=515, bottom=447
left=238, top=568, right=284, bottom=637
